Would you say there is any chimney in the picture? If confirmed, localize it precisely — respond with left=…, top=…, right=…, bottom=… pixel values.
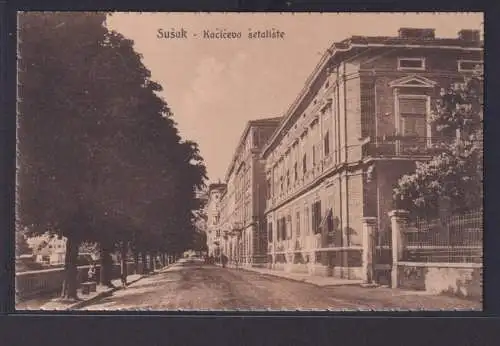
left=458, top=29, right=481, bottom=42
left=398, top=28, right=436, bottom=39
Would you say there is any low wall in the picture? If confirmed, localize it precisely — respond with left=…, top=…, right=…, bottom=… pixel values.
left=16, top=262, right=140, bottom=300
left=397, top=262, right=482, bottom=301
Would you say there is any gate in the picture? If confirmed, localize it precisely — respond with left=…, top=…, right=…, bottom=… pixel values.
left=373, top=224, right=392, bottom=286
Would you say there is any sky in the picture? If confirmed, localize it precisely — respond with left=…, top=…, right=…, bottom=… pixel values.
left=107, top=12, right=483, bottom=183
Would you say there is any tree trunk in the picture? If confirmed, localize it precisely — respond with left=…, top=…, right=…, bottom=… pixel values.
left=120, top=242, right=128, bottom=284
left=61, top=235, right=79, bottom=300
left=100, top=245, right=114, bottom=288
left=141, top=252, right=148, bottom=274
left=133, top=251, right=139, bottom=275
left=149, top=252, right=155, bottom=272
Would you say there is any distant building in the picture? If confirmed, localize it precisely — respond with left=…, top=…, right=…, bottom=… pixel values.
left=27, top=233, right=99, bottom=266
left=261, top=28, right=483, bottom=279
left=213, top=117, right=282, bottom=267
left=28, top=233, right=67, bottom=265
left=205, top=182, right=227, bottom=257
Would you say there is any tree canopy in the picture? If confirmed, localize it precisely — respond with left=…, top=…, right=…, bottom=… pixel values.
left=18, top=12, right=207, bottom=297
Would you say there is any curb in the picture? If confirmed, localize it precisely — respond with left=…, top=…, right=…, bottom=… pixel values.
left=227, top=266, right=366, bottom=288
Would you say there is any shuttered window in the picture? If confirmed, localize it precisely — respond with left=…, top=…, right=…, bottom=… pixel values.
left=311, top=201, right=322, bottom=234
left=296, top=211, right=301, bottom=237
left=324, top=131, right=330, bottom=156
left=282, top=217, right=287, bottom=240
left=399, top=98, right=427, bottom=137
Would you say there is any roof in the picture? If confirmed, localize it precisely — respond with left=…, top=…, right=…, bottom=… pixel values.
left=261, top=31, right=483, bottom=158
left=224, top=116, right=282, bottom=182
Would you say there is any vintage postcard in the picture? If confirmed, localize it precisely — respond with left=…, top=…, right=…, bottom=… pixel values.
left=16, top=12, right=483, bottom=311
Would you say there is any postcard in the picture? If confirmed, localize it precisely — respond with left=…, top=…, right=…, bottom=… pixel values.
left=15, top=12, right=483, bottom=311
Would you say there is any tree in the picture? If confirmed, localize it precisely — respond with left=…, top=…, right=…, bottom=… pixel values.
left=393, top=68, right=483, bottom=217
left=18, top=12, right=208, bottom=298
left=18, top=12, right=110, bottom=299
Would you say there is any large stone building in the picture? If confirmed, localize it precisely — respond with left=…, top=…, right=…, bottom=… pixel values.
left=261, top=28, right=483, bottom=280
left=205, top=183, right=226, bottom=257
left=212, top=117, right=282, bottom=266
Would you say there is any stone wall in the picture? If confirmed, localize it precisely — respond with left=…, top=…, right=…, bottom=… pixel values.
left=397, top=263, right=482, bottom=301
left=16, top=262, right=140, bottom=300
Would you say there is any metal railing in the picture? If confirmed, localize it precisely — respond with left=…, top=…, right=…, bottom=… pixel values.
left=403, top=209, right=483, bottom=263
left=362, top=136, right=455, bottom=157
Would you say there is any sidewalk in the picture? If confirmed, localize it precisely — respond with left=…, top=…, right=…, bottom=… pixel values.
left=226, top=264, right=364, bottom=287
left=39, top=268, right=167, bottom=310
left=223, top=264, right=481, bottom=308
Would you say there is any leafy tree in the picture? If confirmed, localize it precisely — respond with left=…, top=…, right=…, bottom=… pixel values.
left=18, top=12, right=208, bottom=297
left=18, top=12, right=110, bottom=299
left=394, top=68, right=483, bottom=217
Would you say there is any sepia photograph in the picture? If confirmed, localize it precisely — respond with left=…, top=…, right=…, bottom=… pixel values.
left=15, top=12, right=483, bottom=311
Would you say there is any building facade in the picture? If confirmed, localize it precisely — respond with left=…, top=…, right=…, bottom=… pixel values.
left=261, top=28, right=483, bottom=280
left=205, top=183, right=227, bottom=257
left=213, top=117, right=282, bottom=267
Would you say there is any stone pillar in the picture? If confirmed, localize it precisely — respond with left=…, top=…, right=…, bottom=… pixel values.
left=361, top=217, right=377, bottom=284
left=388, top=210, right=410, bottom=289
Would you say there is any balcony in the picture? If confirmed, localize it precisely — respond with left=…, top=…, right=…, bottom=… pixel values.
left=362, top=136, right=454, bottom=158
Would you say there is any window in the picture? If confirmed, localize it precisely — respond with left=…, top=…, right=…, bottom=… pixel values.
left=268, top=222, right=273, bottom=243
left=304, top=207, right=310, bottom=234
left=399, top=97, right=428, bottom=138
left=302, top=154, right=307, bottom=174
left=398, top=57, right=425, bottom=71
left=312, top=145, right=316, bottom=166
left=458, top=60, right=483, bottom=72
left=324, top=131, right=330, bottom=156
left=276, top=218, right=283, bottom=241
left=296, top=211, right=301, bottom=237
left=253, top=129, right=259, bottom=147
left=311, top=201, right=322, bottom=234
left=266, top=178, right=271, bottom=199
left=286, top=170, right=290, bottom=188
left=216, top=230, right=221, bottom=237
left=294, top=163, right=298, bottom=181
left=277, top=218, right=286, bottom=241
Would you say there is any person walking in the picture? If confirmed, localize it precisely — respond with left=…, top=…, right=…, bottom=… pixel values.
left=221, top=254, right=228, bottom=268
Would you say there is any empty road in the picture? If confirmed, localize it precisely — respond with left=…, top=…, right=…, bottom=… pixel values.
left=80, top=260, right=481, bottom=311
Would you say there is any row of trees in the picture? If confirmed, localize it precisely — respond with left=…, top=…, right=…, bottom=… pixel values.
left=394, top=67, right=483, bottom=217
left=17, top=13, right=207, bottom=299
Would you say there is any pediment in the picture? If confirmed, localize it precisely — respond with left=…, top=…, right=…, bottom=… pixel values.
left=389, top=75, right=438, bottom=88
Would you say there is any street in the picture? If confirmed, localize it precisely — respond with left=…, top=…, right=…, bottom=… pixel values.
left=81, top=260, right=481, bottom=311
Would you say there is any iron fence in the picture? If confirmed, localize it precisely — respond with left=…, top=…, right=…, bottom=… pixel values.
left=403, top=209, right=483, bottom=263
left=362, top=136, right=457, bottom=157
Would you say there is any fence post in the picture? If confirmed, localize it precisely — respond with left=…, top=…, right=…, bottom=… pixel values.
left=388, top=209, right=410, bottom=289
left=361, top=217, right=377, bottom=284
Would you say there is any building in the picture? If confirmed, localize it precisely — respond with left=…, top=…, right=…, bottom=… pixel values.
left=261, top=28, right=483, bottom=280
left=210, top=117, right=282, bottom=267
left=28, top=233, right=67, bottom=265
left=205, top=182, right=227, bottom=257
